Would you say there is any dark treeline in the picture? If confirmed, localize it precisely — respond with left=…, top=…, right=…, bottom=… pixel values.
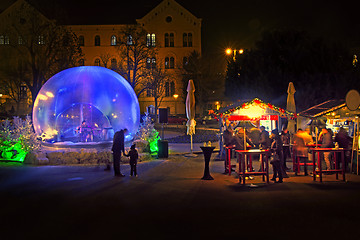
left=225, top=29, right=360, bottom=111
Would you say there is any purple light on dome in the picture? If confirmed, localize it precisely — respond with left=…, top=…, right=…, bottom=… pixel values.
left=32, top=66, right=140, bottom=143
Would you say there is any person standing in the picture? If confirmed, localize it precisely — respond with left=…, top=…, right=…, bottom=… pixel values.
left=319, top=128, right=334, bottom=170
left=270, top=129, right=283, bottom=183
left=112, top=129, right=128, bottom=177
left=223, top=126, right=235, bottom=173
left=259, top=126, right=271, bottom=150
left=125, top=144, right=139, bottom=177
left=281, top=127, right=291, bottom=170
left=335, top=127, right=350, bottom=169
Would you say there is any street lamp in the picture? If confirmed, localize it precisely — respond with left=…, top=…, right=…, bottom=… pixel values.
left=173, top=94, right=179, bottom=115
left=225, top=48, right=244, bottom=61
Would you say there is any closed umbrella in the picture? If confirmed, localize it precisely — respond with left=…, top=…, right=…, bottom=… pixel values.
left=186, top=80, right=196, bottom=154
left=286, top=82, right=296, bottom=135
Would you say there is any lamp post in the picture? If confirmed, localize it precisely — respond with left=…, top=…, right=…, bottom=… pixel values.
left=173, top=94, right=179, bottom=115
left=225, top=48, right=244, bottom=61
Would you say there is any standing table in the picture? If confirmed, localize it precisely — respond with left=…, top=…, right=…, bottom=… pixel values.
left=311, top=148, right=346, bottom=182
left=200, top=146, right=216, bottom=180
left=235, top=149, right=271, bottom=185
left=293, top=144, right=320, bottom=176
left=224, top=145, right=235, bottom=175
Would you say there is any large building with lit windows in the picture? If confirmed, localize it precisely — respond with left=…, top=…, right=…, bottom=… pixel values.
left=0, top=0, right=202, bottom=116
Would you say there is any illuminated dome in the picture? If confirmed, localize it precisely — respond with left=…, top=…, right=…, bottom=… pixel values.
left=32, top=66, right=140, bottom=143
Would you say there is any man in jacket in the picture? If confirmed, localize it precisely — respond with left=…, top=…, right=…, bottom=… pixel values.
left=112, top=129, right=128, bottom=177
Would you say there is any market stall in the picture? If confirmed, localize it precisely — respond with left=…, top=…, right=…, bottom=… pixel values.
left=216, top=98, right=297, bottom=133
left=298, top=97, right=360, bottom=174
left=215, top=98, right=297, bottom=160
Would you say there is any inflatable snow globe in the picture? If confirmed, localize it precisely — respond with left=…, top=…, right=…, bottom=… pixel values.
left=32, top=66, right=140, bottom=144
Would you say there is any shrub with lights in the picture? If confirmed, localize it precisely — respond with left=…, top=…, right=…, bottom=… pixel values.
left=0, top=116, right=41, bottom=162
left=134, top=112, right=160, bottom=154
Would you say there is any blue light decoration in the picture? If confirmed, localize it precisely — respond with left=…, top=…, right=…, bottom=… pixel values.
left=32, top=66, right=140, bottom=143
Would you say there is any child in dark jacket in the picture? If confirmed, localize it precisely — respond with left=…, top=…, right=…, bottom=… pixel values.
left=125, top=144, right=139, bottom=177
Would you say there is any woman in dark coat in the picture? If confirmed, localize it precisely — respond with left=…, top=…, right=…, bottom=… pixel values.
left=270, top=129, right=284, bottom=183
left=112, top=129, right=127, bottom=177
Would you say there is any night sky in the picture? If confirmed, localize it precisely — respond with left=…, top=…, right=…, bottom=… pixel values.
left=1, top=0, right=360, bottom=55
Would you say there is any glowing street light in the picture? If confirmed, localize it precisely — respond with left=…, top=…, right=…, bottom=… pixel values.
left=225, top=48, right=244, bottom=61
left=173, top=94, right=179, bottom=114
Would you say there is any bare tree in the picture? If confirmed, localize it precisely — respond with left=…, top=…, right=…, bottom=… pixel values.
left=145, top=64, right=170, bottom=122
left=182, top=50, right=223, bottom=116
left=1, top=2, right=82, bottom=105
left=115, top=24, right=157, bottom=97
left=100, top=53, right=112, bottom=68
left=0, top=49, right=30, bottom=114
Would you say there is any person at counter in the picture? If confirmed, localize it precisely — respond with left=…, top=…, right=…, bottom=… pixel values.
left=233, top=128, right=255, bottom=150
left=335, top=127, right=351, bottom=170
left=223, top=126, right=235, bottom=173
left=270, top=129, right=284, bottom=183
left=318, top=128, right=334, bottom=170
left=281, top=126, right=291, bottom=170
left=259, top=126, right=271, bottom=150
left=294, top=128, right=313, bottom=175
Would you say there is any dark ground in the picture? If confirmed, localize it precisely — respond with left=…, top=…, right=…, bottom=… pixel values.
left=1, top=155, right=360, bottom=240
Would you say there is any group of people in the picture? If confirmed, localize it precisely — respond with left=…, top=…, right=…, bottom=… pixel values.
left=223, top=125, right=292, bottom=183
left=294, top=127, right=351, bottom=172
left=105, top=128, right=139, bottom=177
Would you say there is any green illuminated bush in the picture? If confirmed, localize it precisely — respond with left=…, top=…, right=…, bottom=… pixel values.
left=0, top=116, right=41, bottom=162
left=135, top=113, right=160, bottom=153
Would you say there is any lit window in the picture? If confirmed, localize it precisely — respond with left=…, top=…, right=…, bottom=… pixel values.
left=111, top=35, right=116, bottom=46
left=170, top=57, right=175, bottom=69
left=18, top=36, right=24, bottom=45
left=127, top=35, right=133, bottom=45
left=147, top=33, right=156, bottom=47
left=152, top=58, right=156, bottom=68
left=183, top=33, right=187, bottom=47
left=38, top=35, right=44, bottom=45
left=165, top=57, right=169, bottom=69
left=151, top=33, right=156, bottom=47
left=164, top=33, right=169, bottom=47
left=94, top=58, right=100, bottom=66
left=169, top=33, right=174, bottom=47
left=20, top=85, right=27, bottom=99
left=78, top=35, right=84, bottom=46
left=0, top=35, right=9, bottom=45
left=147, top=34, right=151, bottom=47
left=146, top=58, right=151, bottom=69
left=95, top=35, right=100, bottom=46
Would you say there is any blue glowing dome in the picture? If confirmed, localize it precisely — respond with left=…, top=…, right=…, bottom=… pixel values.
left=32, top=66, right=140, bottom=143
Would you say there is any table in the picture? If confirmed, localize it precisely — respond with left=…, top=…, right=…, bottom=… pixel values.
left=311, top=148, right=346, bottom=182
left=224, top=145, right=235, bottom=175
left=235, top=149, right=270, bottom=185
left=292, top=144, right=321, bottom=175
left=200, top=146, right=215, bottom=180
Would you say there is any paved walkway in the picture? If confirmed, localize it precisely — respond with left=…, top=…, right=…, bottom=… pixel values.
left=162, top=128, right=220, bottom=155
left=1, top=154, right=360, bottom=239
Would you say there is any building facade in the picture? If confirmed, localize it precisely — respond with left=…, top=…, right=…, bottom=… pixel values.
left=0, top=0, right=202, bottom=116
left=66, top=0, right=202, bottom=115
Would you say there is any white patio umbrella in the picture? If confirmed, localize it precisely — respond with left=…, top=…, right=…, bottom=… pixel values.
left=186, top=79, right=196, bottom=155
left=286, top=82, right=296, bottom=135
